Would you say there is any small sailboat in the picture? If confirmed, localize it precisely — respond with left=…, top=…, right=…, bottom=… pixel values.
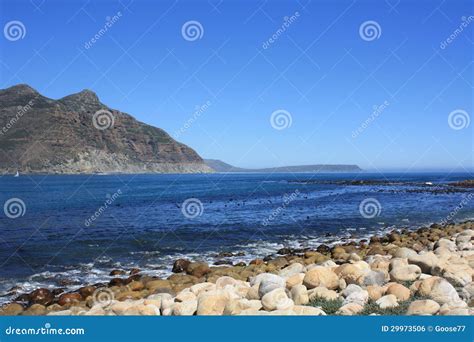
left=13, top=171, right=19, bottom=177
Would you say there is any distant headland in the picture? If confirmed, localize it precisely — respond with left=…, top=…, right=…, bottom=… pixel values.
left=204, top=159, right=362, bottom=173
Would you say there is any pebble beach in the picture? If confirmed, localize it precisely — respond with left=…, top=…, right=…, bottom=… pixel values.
left=1, top=220, right=472, bottom=316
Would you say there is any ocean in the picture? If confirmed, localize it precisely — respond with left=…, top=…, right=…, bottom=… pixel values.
left=0, top=172, right=473, bottom=302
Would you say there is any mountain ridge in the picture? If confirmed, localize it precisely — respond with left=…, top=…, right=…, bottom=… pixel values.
left=0, top=84, right=212, bottom=174
left=204, top=159, right=362, bottom=173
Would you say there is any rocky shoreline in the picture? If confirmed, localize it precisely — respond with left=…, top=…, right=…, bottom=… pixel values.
left=0, top=221, right=472, bottom=316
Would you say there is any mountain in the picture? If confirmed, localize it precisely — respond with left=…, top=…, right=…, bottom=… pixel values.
left=204, top=159, right=362, bottom=173
left=202, top=159, right=247, bottom=172
left=249, top=165, right=362, bottom=172
left=0, top=84, right=212, bottom=174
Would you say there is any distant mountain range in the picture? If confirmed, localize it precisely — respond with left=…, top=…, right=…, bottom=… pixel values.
left=204, top=159, right=362, bottom=173
left=0, top=84, right=362, bottom=175
left=0, top=84, right=212, bottom=174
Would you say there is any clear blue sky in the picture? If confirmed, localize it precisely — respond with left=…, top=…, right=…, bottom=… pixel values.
left=0, top=0, right=472, bottom=171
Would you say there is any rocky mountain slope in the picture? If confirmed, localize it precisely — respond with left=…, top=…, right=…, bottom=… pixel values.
left=0, top=84, right=212, bottom=174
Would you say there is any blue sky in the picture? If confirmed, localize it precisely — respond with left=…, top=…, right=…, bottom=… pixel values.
left=0, top=0, right=472, bottom=171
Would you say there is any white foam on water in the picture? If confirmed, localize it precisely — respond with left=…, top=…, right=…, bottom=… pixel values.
left=0, top=224, right=402, bottom=305
left=2, top=218, right=471, bottom=305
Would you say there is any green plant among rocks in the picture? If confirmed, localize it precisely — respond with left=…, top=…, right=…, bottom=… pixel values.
left=308, top=294, right=433, bottom=316
left=399, top=280, right=415, bottom=289
left=360, top=300, right=410, bottom=315
left=360, top=295, right=431, bottom=316
left=308, top=297, right=343, bottom=315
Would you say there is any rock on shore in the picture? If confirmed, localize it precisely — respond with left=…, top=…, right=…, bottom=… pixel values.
left=1, top=222, right=473, bottom=316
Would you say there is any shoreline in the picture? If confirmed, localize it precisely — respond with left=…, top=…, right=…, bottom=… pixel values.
left=1, top=217, right=472, bottom=302
left=0, top=219, right=472, bottom=316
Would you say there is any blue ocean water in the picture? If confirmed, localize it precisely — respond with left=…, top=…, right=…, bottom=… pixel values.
left=0, top=172, right=473, bottom=300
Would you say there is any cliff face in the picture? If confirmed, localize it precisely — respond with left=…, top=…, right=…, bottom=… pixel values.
left=0, top=84, right=212, bottom=174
